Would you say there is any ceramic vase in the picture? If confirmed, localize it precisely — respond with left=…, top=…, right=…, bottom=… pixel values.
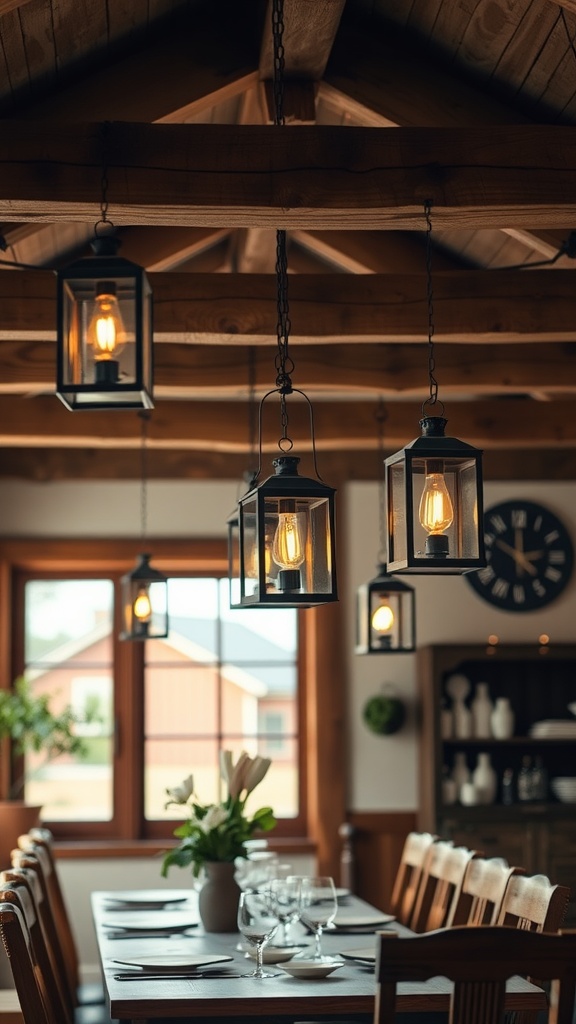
left=471, top=681, right=493, bottom=738
left=491, top=697, right=515, bottom=739
left=451, top=752, right=471, bottom=796
left=453, top=697, right=472, bottom=739
left=472, top=752, right=497, bottom=805
left=198, top=861, right=242, bottom=933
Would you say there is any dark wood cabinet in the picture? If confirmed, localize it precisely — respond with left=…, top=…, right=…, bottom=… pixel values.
left=417, top=644, right=576, bottom=921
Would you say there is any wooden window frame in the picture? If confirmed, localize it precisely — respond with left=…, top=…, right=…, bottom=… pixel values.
left=0, top=538, right=346, bottom=877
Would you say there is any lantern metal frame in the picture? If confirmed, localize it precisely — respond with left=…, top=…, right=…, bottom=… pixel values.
left=56, top=149, right=153, bottom=412
left=385, top=202, right=485, bottom=575
left=356, top=401, right=415, bottom=653
left=120, top=413, right=168, bottom=640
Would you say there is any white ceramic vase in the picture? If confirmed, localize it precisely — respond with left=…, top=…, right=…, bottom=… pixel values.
left=453, top=698, right=472, bottom=739
left=491, top=697, right=515, bottom=739
left=471, top=681, right=493, bottom=738
left=472, top=752, right=497, bottom=804
left=452, top=752, right=471, bottom=795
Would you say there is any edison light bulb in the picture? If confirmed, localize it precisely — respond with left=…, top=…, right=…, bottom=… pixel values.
left=371, top=601, right=395, bottom=634
left=272, top=503, right=307, bottom=592
left=87, top=282, right=126, bottom=382
left=133, top=587, right=152, bottom=623
left=418, top=462, right=454, bottom=556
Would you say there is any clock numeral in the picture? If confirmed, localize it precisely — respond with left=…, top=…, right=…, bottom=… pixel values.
left=512, top=585, right=526, bottom=604
left=548, top=550, right=566, bottom=565
left=544, top=529, right=560, bottom=545
left=511, top=509, right=527, bottom=528
left=532, top=579, right=546, bottom=597
left=490, top=515, right=507, bottom=535
left=492, top=578, right=510, bottom=599
left=477, top=566, right=495, bottom=584
left=533, top=515, right=543, bottom=532
left=545, top=566, right=563, bottom=583
left=484, top=532, right=495, bottom=548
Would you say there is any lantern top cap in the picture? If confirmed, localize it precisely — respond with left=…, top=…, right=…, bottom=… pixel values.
left=419, top=415, right=448, bottom=437
left=90, top=233, right=121, bottom=258
left=368, top=565, right=415, bottom=594
left=273, top=455, right=300, bottom=476
left=122, top=552, right=167, bottom=585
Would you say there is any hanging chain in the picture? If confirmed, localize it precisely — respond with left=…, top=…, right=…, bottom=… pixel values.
left=94, top=121, right=113, bottom=237
left=272, top=0, right=286, bottom=128
left=376, top=398, right=388, bottom=564
left=139, top=411, right=149, bottom=542
left=271, top=0, right=294, bottom=452
left=423, top=199, right=442, bottom=414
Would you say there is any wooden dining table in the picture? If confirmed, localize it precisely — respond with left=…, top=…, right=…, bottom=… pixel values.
left=92, top=888, right=547, bottom=1024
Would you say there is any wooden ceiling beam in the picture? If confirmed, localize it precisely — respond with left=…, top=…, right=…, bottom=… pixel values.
left=0, top=396, right=575, bottom=451
left=2, top=269, right=576, bottom=345
left=1, top=341, right=575, bottom=397
left=1, top=447, right=574, bottom=483
left=2, top=124, right=576, bottom=229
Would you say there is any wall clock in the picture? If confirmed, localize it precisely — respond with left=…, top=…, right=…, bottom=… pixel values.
left=465, top=500, right=574, bottom=611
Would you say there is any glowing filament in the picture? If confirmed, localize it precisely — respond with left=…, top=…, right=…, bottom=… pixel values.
left=87, top=284, right=126, bottom=360
left=133, top=587, right=152, bottom=622
left=272, top=512, right=306, bottom=570
left=371, top=601, right=395, bottom=634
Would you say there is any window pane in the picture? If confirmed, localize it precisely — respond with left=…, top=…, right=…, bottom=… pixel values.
left=23, top=579, right=114, bottom=821
left=143, top=577, right=299, bottom=822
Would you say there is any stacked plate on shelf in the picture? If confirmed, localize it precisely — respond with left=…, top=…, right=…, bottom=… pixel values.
left=528, top=720, right=576, bottom=739
left=551, top=777, right=576, bottom=803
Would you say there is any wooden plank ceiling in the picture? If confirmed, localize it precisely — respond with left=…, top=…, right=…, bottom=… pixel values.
left=1, top=0, right=576, bottom=482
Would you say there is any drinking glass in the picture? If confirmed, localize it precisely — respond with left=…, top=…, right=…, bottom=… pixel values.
left=299, top=875, right=337, bottom=960
left=237, top=890, right=280, bottom=978
left=269, top=875, right=302, bottom=947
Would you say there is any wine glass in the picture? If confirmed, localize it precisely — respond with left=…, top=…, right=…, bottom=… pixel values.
left=237, top=890, right=280, bottom=978
left=299, top=875, right=337, bottom=960
left=269, top=875, right=302, bottom=947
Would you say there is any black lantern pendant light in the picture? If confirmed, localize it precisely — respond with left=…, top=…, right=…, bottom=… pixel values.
left=385, top=203, right=486, bottom=575
left=120, top=413, right=168, bottom=640
left=56, top=129, right=153, bottom=411
left=230, top=0, right=337, bottom=609
left=356, top=401, right=415, bottom=653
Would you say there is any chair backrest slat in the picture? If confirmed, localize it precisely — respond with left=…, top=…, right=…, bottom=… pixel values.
left=447, top=856, right=526, bottom=927
left=389, top=831, right=437, bottom=926
left=409, top=840, right=479, bottom=932
left=494, top=873, right=570, bottom=932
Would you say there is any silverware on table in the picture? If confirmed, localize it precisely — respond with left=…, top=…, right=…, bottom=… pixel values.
left=113, top=971, right=241, bottom=981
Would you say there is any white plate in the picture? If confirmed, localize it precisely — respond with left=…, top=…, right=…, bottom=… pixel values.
left=243, top=945, right=301, bottom=964
left=104, top=891, right=188, bottom=907
left=334, top=887, right=350, bottom=899
left=333, top=913, right=395, bottom=929
left=280, top=958, right=345, bottom=979
left=102, top=911, right=198, bottom=931
left=339, top=947, right=376, bottom=964
left=112, top=953, right=233, bottom=972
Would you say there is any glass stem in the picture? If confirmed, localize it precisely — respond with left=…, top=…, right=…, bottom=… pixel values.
left=256, top=941, right=264, bottom=977
left=314, top=925, right=323, bottom=959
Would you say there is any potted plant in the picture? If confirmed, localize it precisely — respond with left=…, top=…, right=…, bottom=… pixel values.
left=0, top=675, right=90, bottom=865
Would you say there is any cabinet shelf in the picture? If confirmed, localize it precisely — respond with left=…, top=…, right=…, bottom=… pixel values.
left=443, top=737, right=576, bottom=747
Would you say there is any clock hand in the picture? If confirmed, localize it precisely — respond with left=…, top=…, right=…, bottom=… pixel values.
left=495, top=538, right=538, bottom=576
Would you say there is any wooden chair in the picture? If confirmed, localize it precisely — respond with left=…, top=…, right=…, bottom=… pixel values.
left=0, top=901, right=57, bottom=1024
left=0, top=879, right=71, bottom=1024
left=494, top=872, right=571, bottom=932
left=388, top=830, right=438, bottom=926
left=409, top=839, right=480, bottom=932
left=1, top=866, right=75, bottom=1023
left=375, top=925, right=576, bottom=1024
left=446, top=856, right=526, bottom=927
left=16, top=829, right=105, bottom=1007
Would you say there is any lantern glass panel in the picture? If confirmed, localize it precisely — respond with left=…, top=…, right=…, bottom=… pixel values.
left=239, top=496, right=259, bottom=601
left=409, top=454, right=479, bottom=561
left=368, top=588, right=412, bottom=651
left=387, top=460, right=408, bottom=566
left=121, top=577, right=168, bottom=640
left=264, top=496, right=332, bottom=596
left=61, top=273, right=139, bottom=387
